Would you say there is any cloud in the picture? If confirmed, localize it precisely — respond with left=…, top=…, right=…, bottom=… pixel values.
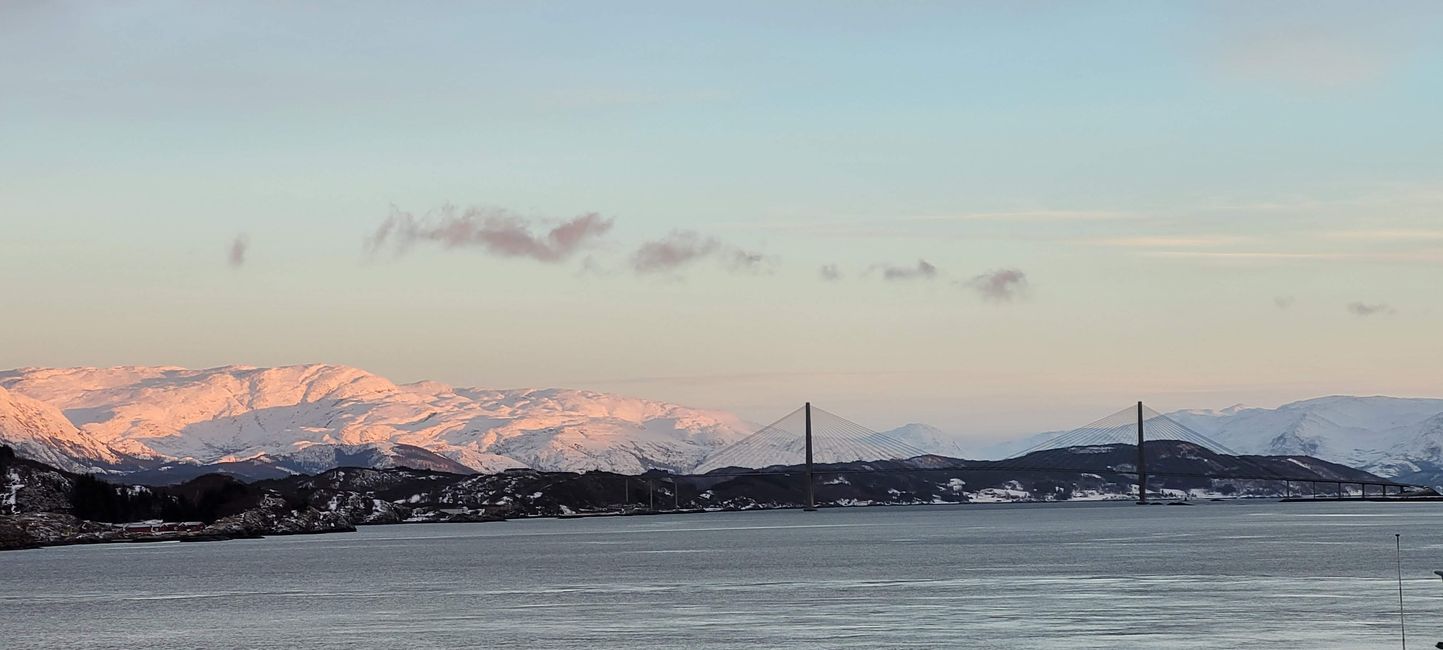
left=1143, top=249, right=1443, bottom=267
left=575, top=255, right=618, bottom=278
left=1143, top=251, right=1352, bottom=262
left=1320, top=229, right=1443, bottom=242
left=1203, top=6, right=1426, bottom=90
left=365, top=205, right=614, bottom=263
left=631, top=231, right=721, bottom=274
left=819, top=264, right=842, bottom=281
left=228, top=234, right=248, bottom=268
left=1274, top=296, right=1296, bottom=309
left=727, top=248, right=771, bottom=273
left=963, top=268, right=1029, bottom=302
left=738, top=209, right=1142, bottom=239
left=1088, top=235, right=1251, bottom=248
left=630, top=231, right=772, bottom=275
left=879, top=259, right=938, bottom=281
left=1347, top=302, right=1395, bottom=317
left=907, top=209, right=1142, bottom=223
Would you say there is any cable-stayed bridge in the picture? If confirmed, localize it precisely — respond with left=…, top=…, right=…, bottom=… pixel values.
left=683, top=402, right=1421, bottom=508
left=692, top=404, right=929, bottom=474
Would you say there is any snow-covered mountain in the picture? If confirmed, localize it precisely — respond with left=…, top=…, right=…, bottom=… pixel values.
left=0, top=365, right=755, bottom=478
left=8, top=365, right=1443, bottom=486
left=976, top=397, right=1443, bottom=483
left=879, top=423, right=974, bottom=459
left=0, top=385, right=125, bottom=473
left=1167, top=396, right=1443, bottom=483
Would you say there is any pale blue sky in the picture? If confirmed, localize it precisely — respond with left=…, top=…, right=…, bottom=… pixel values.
left=3, top=2, right=1441, bottom=439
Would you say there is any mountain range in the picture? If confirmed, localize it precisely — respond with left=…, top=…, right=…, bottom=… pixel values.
left=3, top=364, right=1443, bottom=485
left=0, top=365, right=753, bottom=480
left=1169, top=396, right=1443, bottom=484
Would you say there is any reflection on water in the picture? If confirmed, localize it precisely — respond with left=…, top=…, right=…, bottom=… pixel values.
left=3, top=501, right=1440, bottom=649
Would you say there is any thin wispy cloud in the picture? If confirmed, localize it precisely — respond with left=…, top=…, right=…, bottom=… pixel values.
left=907, top=209, right=1143, bottom=223
left=366, top=205, right=614, bottom=263
left=878, top=259, right=938, bottom=281
left=727, top=249, right=771, bottom=273
left=962, top=268, right=1029, bottom=303
left=1319, top=229, right=1443, bottom=242
left=630, top=231, right=771, bottom=275
left=1274, top=296, right=1296, bottom=310
left=1213, top=29, right=1390, bottom=90
left=819, top=264, right=842, bottom=281
left=228, top=234, right=248, bottom=268
left=576, top=255, right=617, bottom=278
left=572, top=368, right=914, bottom=389
left=1203, top=5, right=1428, bottom=90
left=1089, top=235, right=1250, bottom=248
left=1347, top=302, right=1395, bottom=317
left=1143, top=251, right=1352, bottom=262
left=738, top=209, right=1142, bottom=239
left=1144, top=250, right=1443, bottom=266
left=631, top=231, right=719, bottom=273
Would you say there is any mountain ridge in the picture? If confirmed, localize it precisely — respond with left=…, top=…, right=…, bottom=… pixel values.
left=0, top=364, right=755, bottom=480
left=4, top=364, right=1443, bottom=484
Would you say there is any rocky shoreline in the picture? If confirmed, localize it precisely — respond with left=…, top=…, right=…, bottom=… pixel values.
left=3, top=440, right=1415, bottom=552
left=0, top=447, right=510, bottom=552
left=0, top=508, right=515, bottom=552
left=0, top=495, right=359, bottom=551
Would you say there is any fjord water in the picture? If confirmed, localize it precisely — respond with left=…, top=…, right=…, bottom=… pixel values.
left=4, top=502, right=1442, bottom=649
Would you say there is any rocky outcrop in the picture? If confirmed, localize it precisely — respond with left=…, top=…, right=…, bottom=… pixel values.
left=316, top=490, right=411, bottom=524
left=205, top=494, right=354, bottom=537
left=0, top=517, right=39, bottom=550
left=0, top=512, right=132, bottom=548
left=5, top=462, right=78, bottom=514
left=1, top=447, right=356, bottom=550
left=0, top=501, right=353, bottom=550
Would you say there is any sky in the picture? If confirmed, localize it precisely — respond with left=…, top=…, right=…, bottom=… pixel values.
left=2, top=1, right=1442, bottom=441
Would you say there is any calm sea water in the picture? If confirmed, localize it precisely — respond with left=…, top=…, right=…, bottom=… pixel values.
left=4, top=501, right=1443, bottom=649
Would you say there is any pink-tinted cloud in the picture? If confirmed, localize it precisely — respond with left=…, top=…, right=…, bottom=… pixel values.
left=366, top=205, right=614, bottom=263
left=228, top=234, right=248, bottom=268
left=963, top=268, right=1029, bottom=302
left=631, top=231, right=771, bottom=275
left=631, top=231, right=720, bottom=273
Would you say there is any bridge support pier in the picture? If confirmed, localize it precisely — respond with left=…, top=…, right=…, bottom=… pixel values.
left=803, top=401, right=817, bottom=512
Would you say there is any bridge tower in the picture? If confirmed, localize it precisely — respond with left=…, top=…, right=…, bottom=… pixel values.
left=803, top=402, right=817, bottom=511
left=1136, top=401, right=1147, bottom=504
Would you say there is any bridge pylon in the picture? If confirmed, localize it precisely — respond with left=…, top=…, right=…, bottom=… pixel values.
left=803, top=402, right=817, bottom=511
left=1136, top=401, right=1147, bottom=505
